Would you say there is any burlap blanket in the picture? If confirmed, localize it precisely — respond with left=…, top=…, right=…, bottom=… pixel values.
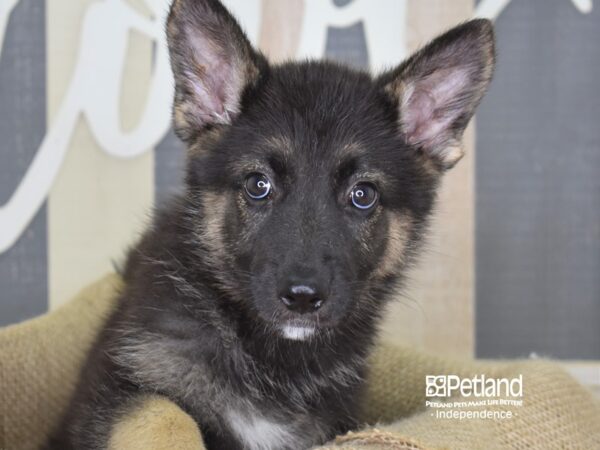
left=1, top=275, right=599, bottom=449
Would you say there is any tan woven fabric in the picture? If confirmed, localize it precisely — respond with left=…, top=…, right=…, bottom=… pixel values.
left=108, top=396, right=205, bottom=450
left=1, top=275, right=599, bottom=450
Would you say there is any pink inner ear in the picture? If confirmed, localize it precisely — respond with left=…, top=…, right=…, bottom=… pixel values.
left=402, top=67, right=470, bottom=148
left=185, top=69, right=227, bottom=120
left=186, top=29, right=244, bottom=125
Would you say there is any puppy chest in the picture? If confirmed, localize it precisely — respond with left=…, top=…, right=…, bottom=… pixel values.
left=223, top=407, right=323, bottom=450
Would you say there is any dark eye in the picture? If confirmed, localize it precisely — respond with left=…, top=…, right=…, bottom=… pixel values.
left=350, top=182, right=378, bottom=210
left=244, top=173, right=272, bottom=200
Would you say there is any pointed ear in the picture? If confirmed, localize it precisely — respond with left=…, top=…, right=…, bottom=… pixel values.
left=167, top=0, right=265, bottom=142
left=381, top=19, right=495, bottom=170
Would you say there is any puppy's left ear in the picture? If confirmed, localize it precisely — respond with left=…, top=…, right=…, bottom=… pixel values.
left=380, top=19, right=495, bottom=169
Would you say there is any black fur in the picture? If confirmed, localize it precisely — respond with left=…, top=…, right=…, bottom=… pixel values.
left=46, top=2, right=494, bottom=449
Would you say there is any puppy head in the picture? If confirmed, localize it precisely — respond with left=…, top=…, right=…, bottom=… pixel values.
left=167, top=0, right=495, bottom=341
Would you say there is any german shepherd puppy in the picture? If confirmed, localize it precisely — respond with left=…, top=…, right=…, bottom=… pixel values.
left=47, top=1, right=495, bottom=448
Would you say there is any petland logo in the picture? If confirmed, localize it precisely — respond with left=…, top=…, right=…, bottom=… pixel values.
left=426, top=374, right=523, bottom=398
left=425, top=374, right=524, bottom=420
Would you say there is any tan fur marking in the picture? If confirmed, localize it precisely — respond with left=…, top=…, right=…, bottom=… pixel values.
left=354, top=170, right=391, bottom=190
left=235, top=190, right=254, bottom=240
left=230, top=159, right=265, bottom=177
left=243, top=55, right=260, bottom=87
left=166, top=16, right=179, bottom=41
left=200, top=191, right=229, bottom=263
left=188, top=126, right=227, bottom=157
left=417, top=151, right=445, bottom=178
left=229, top=134, right=294, bottom=174
left=440, top=142, right=464, bottom=168
left=263, top=134, right=294, bottom=154
left=108, top=396, right=205, bottom=450
left=170, top=0, right=183, bottom=16
left=174, top=105, right=188, bottom=134
left=373, top=212, right=413, bottom=278
left=334, top=142, right=364, bottom=164
left=356, top=207, right=383, bottom=256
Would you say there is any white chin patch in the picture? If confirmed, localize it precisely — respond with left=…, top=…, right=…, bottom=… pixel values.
left=281, top=325, right=315, bottom=341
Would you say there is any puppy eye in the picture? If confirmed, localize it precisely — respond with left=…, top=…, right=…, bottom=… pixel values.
left=244, top=173, right=272, bottom=200
left=350, top=182, right=378, bottom=210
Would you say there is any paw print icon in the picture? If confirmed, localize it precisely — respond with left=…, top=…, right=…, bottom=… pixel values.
left=425, top=375, right=447, bottom=397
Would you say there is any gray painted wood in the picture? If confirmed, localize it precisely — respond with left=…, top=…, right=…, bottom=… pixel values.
left=476, top=0, right=600, bottom=359
left=154, top=129, right=186, bottom=206
left=0, top=0, right=47, bottom=326
left=325, top=22, right=369, bottom=70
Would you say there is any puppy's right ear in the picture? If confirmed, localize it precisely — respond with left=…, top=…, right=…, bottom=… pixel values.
left=167, top=0, right=265, bottom=142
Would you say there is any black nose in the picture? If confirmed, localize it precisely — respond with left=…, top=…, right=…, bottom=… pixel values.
left=280, top=284, right=325, bottom=314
